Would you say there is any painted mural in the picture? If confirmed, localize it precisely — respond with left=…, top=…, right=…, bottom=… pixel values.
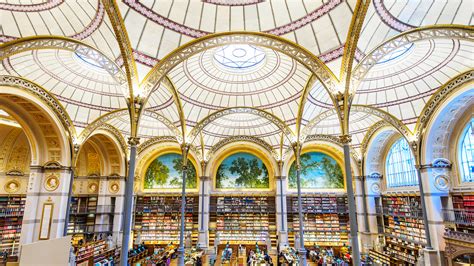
left=144, top=153, right=197, bottom=189
left=216, top=152, right=269, bottom=189
left=289, top=152, right=344, bottom=189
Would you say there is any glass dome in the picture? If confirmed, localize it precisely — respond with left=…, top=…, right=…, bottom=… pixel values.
left=213, top=44, right=266, bottom=71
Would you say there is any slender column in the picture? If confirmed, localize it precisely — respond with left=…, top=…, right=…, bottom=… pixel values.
left=120, top=137, right=139, bottom=266
left=340, top=136, right=360, bottom=266
left=178, top=145, right=190, bottom=266
left=415, top=166, right=433, bottom=249
left=63, top=168, right=75, bottom=236
left=293, top=143, right=307, bottom=265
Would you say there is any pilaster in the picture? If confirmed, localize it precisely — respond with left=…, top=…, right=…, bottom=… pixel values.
left=20, top=165, right=73, bottom=250
left=198, top=175, right=211, bottom=248
left=275, top=175, right=288, bottom=246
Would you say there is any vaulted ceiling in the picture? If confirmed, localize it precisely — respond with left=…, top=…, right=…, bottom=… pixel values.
left=0, top=0, right=472, bottom=161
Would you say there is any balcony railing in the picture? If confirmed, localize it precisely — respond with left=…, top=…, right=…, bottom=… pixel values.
left=444, top=230, right=474, bottom=243
left=442, top=209, right=474, bottom=226
left=67, top=223, right=113, bottom=234
left=375, top=206, right=423, bottom=218
left=70, top=205, right=115, bottom=214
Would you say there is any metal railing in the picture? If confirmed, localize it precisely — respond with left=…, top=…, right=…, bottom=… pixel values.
left=375, top=206, right=423, bottom=218
left=444, top=230, right=474, bottom=243
left=442, top=209, right=474, bottom=225
left=70, top=205, right=115, bottom=214
left=67, top=223, right=113, bottom=234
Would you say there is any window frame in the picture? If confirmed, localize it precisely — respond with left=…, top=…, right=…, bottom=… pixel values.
left=384, top=137, right=418, bottom=188
left=458, top=118, right=474, bottom=183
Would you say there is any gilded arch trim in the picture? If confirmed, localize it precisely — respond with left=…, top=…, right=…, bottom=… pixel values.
left=0, top=75, right=76, bottom=141
left=351, top=25, right=474, bottom=95
left=78, top=108, right=180, bottom=145
left=206, top=135, right=278, bottom=162
left=360, top=120, right=391, bottom=156
left=187, top=107, right=295, bottom=144
left=0, top=36, right=126, bottom=85
left=140, top=31, right=340, bottom=106
left=414, top=70, right=474, bottom=141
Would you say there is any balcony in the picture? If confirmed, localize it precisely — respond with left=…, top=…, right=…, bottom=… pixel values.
left=375, top=206, right=423, bottom=218
left=70, top=205, right=115, bottom=215
left=442, top=209, right=474, bottom=226
left=444, top=230, right=474, bottom=243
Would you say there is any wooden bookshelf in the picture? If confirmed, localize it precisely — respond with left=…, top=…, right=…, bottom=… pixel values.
left=76, top=240, right=107, bottom=265
left=0, top=196, right=26, bottom=256
left=382, top=195, right=425, bottom=265
left=133, top=196, right=199, bottom=245
left=286, top=195, right=349, bottom=247
left=209, top=196, right=276, bottom=245
left=450, top=194, right=474, bottom=233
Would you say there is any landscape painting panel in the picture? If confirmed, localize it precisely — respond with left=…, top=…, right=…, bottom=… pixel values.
left=144, top=153, right=197, bottom=189
left=289, top=152, right=344, bottom=189
left=216, top=152, right=269, bottom=189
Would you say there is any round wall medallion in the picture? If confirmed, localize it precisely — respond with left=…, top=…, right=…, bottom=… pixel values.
left=109, top=182, right=119, bottom=194
left=88, top=182, right=99, bottom=193
left=44, top=174, right=60, bottom=191
left=434, top=175, right=450, bottom=191
left=371, top=183, right=381, bottom=193
left=4, top=179, right=20, bottom=193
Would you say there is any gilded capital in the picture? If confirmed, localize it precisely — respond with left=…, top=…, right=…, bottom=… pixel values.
left=128, top=137, right=140, bottom=146
left=339, top=135, right=352, bottom=144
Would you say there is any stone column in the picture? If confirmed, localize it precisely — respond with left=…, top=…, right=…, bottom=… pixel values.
left=340, top=135, right=360, bottom=266
left=275, top=175, right=288, bottom=247
left=178, top=144, right=190, bottom=266
left=20, top=165, right=44, bottom=246
left=198, top=175, right=210, bottom=249
left=120, top=137, right=139, bottom=266
left=417, top=165, right=449, bottom=265
left=292, top=142, right=307, bottom=266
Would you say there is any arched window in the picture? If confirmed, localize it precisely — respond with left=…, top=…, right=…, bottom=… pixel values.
left=459, top=119, right=474, bottom=182
left=385, top=138, right=418, bottom=188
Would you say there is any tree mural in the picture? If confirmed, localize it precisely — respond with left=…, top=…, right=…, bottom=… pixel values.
left=144, top=153, right=197, bottom=189
left=216, top=152, right=269, bottom=189
left=289, top=152, right=344, bottom=189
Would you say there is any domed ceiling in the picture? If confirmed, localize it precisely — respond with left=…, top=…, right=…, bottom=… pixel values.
left=0, top=0, right=472, bottom=162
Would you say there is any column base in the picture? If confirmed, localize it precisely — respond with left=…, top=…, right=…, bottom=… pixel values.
left=423, top=248, right=440, bottom=266
left=359, top=231, right=377, bottom=253
left=278, top=231, right=289, bottom=247
left=198, top=230, right=208, bottom=249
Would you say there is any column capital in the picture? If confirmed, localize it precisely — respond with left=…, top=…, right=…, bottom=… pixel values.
left=127, top=137, right=140, bottom=146
left=339, top=134, right=352, bottom=144
left=275, top=176, right=287, bottom=180
left=199, top=176, right=210, bottom=181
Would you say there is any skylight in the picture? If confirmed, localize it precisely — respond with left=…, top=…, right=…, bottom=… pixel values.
left=377, top=43, right=414, bottom=64
left=213, top=44, right=266, bottom=71
left=74, top=51, right=105, bottom=71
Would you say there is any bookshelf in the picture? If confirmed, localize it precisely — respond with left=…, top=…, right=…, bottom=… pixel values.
left=133, top=196, right=199, bottom=244
left=76, top=240, right=107, bottom=265
left=451, top=194, right=474, bottom=232
left=0, top=196, right=26, bottom=256
left=68, top=196, right=98, bottom=235
left=286, top=195, right=349, bottom=247
left=382, top=195, right=425, bottom=265
left=67, top=196, right=115, bottom=246
left=209, top=196, right=276, bottom=245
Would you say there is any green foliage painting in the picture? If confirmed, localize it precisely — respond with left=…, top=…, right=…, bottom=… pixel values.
left=144, top=153, right=197, bottom=189
left=289, top=152, right=344, bottom=189
left=216, top=152, right=269, bottom=189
